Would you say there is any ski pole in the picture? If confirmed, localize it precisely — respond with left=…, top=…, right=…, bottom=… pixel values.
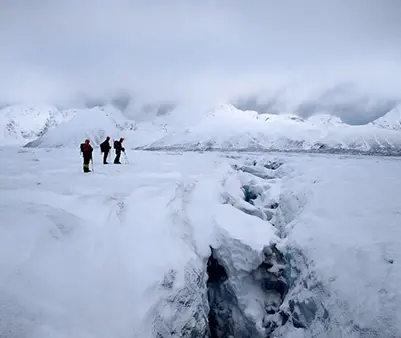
left=124, top=152, right=129, bottom=164
left=91, top=158, right=95, bottom=172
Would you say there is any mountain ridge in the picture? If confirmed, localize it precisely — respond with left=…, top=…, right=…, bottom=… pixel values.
left=24, top=105, right=136, bottom=148
left=1, top=103, right=400, bottom=155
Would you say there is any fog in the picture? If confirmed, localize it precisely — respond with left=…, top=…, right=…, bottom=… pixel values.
left=1, top=0, right=400, bottom=123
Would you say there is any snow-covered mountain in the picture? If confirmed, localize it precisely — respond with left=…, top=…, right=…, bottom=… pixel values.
left=25, top=105, right=136, bottom=148
left=0, top=105, right=75, bottom=145
left=307, top=114, right=345, bottom=126
left=369, top=104, right=401, bottom=130
left=140, top=104, right=401, bottom=155
left=2, top=102, right=401, bottom=155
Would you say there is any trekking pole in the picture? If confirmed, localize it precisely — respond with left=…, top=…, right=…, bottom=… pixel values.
left=91, top=158, right=95, bottom=172
left=123, top=152, right=129, bottom=164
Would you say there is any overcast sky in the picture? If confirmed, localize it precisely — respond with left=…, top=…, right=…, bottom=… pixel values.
left=1, top=0, right=401, bottom=122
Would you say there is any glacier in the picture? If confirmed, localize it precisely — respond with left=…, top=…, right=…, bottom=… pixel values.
left=1, top=146, right=401, bottom=338
left=1, top=100, right=401, bottom=337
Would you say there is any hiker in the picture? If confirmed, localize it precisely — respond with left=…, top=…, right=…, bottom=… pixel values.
left=100, top=136, right=112, bottom=164
left=80, top=139, right=93, bottom=172
left=113, top=137, right=125, bottom=164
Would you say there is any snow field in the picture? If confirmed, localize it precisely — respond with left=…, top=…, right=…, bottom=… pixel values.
left=1, top=148, right=401, bottom=337
left=281, top=153, right=401, bottom=337
left=0, top=148, right=283, bottom=337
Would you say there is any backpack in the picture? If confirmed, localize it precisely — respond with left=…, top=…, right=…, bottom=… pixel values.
left=80, top=143, right=88, bottom=153
left=100, top=141, right=107, bottom=152
left=114, top=140, right=119, bottom=149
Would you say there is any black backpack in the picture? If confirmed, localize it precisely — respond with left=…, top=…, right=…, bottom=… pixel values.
left=100, top=141, right=107, bottom=152
left=114, top=140, right=119, bottom=149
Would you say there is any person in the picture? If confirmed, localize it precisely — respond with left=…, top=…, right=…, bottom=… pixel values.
left=113, top=137, right=125, bottom=164
left=80, top=138, right=93, bottom=172
left=100, top=136, right=112, bottom=164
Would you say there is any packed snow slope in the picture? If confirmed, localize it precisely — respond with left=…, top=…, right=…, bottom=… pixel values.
left=141, top=104, right=401, bottom=155
left=1, top=147, right=401, bottom=338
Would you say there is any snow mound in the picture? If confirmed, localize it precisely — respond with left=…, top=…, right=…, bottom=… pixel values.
left=140, top=104, right=401, bottom=155
left=370, top=104, right=401, bottom=130
left=0, top=105, right=74, bottom=145
left=25, top=105, right=136, bottom=148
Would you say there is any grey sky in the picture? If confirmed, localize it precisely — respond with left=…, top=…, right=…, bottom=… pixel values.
left=1, top=0, right=401, bottom=122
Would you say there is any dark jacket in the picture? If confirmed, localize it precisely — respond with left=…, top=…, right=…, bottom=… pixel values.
left=80, top=143, right=93, bottom=158
left=114, top=140, right=125, bottom=152
left=100, top=139, right=111, bottom=153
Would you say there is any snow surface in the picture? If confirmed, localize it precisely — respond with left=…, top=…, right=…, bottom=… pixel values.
left=276, top=152, right=401, bottom=337
left=1, top=147, right=401, bottom=337
left=0, top=148, right=280, bottom=338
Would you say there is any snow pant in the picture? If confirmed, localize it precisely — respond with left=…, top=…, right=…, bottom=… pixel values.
left=103, top=150, right=109, bottom=164
left=114, top=150, right=121, bottom=164
left=83, top=155, right=91, bottom=172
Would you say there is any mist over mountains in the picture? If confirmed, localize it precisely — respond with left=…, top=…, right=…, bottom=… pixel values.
left=1, top=81, right=394, bottom=127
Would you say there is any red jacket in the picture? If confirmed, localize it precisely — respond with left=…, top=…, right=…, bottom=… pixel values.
left=80, top=143, right=93, bottom=156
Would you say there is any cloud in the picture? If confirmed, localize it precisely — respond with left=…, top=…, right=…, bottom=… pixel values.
left=231, top=82, right=401, bottom=124
left=1, top=0, right=401, bottom=122
left=295, top=83, right=400, bottom=124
